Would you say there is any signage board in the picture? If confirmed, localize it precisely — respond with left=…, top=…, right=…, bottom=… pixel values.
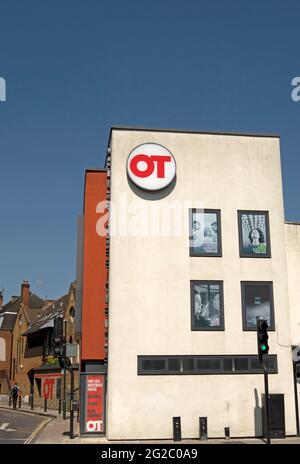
left=85, top=374, right=105, bottom=433
left=35, top=373, right=63, bottom=400
left=127, top=143, right=176, bottom=191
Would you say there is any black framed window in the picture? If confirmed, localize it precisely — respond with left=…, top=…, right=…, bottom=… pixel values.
left=138, top=355, right=278, bottom=375
left=238, top=210, right=271, bottom=258
left=191, top=281, right=224, bottom=331
left=189, top=209, right=222, bottom=257
left=241, top=281, right=275, bottom=331
left=141, top=359, right=166, bottom=372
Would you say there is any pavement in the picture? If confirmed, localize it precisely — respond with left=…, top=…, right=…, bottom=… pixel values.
left=1, top=401, right=300, bottom=444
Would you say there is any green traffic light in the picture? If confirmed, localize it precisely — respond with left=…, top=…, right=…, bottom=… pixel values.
left=261, top=344, right=267, bottom=351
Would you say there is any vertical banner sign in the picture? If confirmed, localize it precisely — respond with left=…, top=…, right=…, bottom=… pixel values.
left=85, top=375, right=104, bottom=432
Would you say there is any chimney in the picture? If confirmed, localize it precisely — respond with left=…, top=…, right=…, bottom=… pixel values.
left=21, top=281, right=30, bottom=307
left=0, top=291, right=3, bottom=309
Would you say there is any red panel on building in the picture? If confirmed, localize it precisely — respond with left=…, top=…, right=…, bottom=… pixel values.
left=81, top=170, right=107, bottom=360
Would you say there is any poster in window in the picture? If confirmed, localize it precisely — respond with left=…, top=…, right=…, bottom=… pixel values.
left=191, top=281, right=224, bottom=331
left=189, top=209, right=222, bottom=256
left=242, top=282, right=275, bottom=330
left=238, top=211, right=271, bottom=257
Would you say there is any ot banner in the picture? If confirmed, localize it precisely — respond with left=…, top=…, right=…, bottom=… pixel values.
left=85, top=374, right=105, bottom=432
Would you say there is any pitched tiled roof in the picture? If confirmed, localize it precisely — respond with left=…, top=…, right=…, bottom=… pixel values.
left=0, top=299, right=20, bottom=330
left=29, top=293, right=45, bottom=309
left=0, top=292, right=46, bottom=331
left=22, top=294, right=69, bottom=335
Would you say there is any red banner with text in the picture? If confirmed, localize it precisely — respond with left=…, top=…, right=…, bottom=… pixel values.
left=85, top=374, right=104, bottom=432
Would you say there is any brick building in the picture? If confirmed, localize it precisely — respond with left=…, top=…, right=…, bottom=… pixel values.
left=0, top=281, right=79, bottom=409
left=23, top=282, right=79, bottom=409
left=0, top=282, right=45, bottom=395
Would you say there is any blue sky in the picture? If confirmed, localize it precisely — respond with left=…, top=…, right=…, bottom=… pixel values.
left=0, top=0, right=299, bottom=302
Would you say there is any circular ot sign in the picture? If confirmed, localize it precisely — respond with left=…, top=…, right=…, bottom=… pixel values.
left=127, top=143, right=176, bottom=191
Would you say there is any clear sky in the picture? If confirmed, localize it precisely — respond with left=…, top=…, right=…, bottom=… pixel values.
left=0, top=0, right=299, bottom=303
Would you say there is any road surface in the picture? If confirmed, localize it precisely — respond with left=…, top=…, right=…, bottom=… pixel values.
left=0, top=408, right=50, bottom=444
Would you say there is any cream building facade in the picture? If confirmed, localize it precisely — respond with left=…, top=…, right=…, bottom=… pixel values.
left=105, top=127, right=300, bottom=440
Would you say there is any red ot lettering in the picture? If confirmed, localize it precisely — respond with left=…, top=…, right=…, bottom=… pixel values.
left=43, top=379, right=55, bottom=399
left=130, top=154, right=154, bottom=178
left=150, top=156, right=171, bottom=178
left=130, top=154, right=172, bottom=178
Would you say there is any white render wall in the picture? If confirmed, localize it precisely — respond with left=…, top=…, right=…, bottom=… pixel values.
left=107, top=129, right=295, bottom=439
left=285, top=223, right=300, bottom=347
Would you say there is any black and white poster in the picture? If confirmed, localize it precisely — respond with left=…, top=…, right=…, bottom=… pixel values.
left=189, top=209, right=222, bottom=256
left=241, top=282, right=274, bottom=330
left=191, top=281, right=224, bottom=330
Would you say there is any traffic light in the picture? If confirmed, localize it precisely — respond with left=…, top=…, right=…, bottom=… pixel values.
left=58, top=356, right=71, bottom=369
left=53, top=316, right=66, bottom=357
left=53, top=335, right=66, bottom=357
left=257, top=318, right=269, bottom=357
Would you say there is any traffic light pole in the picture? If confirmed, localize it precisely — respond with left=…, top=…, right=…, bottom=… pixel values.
left=260, top=356, right=271, bottom=445
left=63, top=366, right=67, bottom=419
left=65, top=364, right=75, bottom=439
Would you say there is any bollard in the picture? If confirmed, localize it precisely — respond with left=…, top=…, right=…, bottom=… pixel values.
left=77, top=402, right=80, bottom=423
left=59, top=399, right=62, bottom=414
left=173, top=417, right=182, bottom=441
left=18, top=396, right=21, bottom=408
left=30, top=393, right=34, bottom=410
left=224, top=427, right=230, bottom=440
left=44, top=398, right=47, bottom=412
left=199, top=417, right=208, bottom=440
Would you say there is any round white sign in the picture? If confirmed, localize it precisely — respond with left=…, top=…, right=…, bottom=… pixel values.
left=127, top=143, right=176, bottom=191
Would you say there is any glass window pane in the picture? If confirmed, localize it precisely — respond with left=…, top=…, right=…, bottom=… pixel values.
left=223, top=358, right=233, bottom=371
left=168, top=359, right=180, bottom=371
left=250, top=358, right=262, bottom=371
left=142, top=360, right=165, bottom=371
left=234, top=358, right=249, bottom=371
left=264, top=357, right=275, bottom=370
left=182, top=358, right=194, bottom=371
left=196, top=359, right=221, bottom=371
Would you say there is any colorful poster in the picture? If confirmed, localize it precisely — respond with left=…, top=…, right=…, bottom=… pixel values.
left=85, top=375, right=104, bottom=432
left=238, top=211, right=271, bottom=257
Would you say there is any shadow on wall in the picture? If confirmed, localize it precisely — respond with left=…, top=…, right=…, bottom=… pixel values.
left=254, top=388, right=263, bottom=436
left=127, top=175, right=177, bottom=200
